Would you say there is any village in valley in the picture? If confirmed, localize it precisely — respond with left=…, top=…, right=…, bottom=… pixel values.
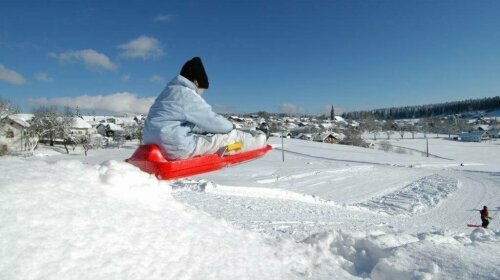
left=1, top=98, right=499, bottom=157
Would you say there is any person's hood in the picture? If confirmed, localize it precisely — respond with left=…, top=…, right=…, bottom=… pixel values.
left=169, top=75, right=200, bottom=95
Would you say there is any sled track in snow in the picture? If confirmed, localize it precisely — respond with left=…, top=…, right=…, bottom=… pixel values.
left=356, top=174, right=458, bottom=216
left=171, top=179, right=336, bottom=206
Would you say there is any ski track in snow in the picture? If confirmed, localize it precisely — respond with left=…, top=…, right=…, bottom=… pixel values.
left=172, top=174, right=459, bottom=239
left=357, top=174, right=458, bottom=215
left=172, top=184, right=388, bottom=240
left=403, top=170, right=500, bottom=233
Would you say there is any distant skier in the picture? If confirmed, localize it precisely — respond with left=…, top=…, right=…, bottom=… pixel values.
left=480, top=206, right=491, bottom=228
left=143, top=57, right=267, bottom=160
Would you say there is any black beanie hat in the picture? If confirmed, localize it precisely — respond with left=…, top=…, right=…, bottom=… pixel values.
left=180, top=57, right=209, bottom=89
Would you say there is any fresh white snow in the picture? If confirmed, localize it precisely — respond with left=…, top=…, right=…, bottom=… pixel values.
left=1, top=136, right=499, bottom=279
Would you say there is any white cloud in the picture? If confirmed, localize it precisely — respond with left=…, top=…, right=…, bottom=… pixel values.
left=0, top=64, right=26, bottom=85
left=154, top=14, right=174, bottom=22
left=279, top=103, right=305, bottom=115
left=149, top=75, right=166, bottom=84
left=34, top=72, right=54, bottom=83
left=121, top=73, right=131, bottom=82
left=49, top=49, right=117, bottom=71
left=118, top=36, right=164, bottom=60
left=28, top=92, right=155, bottom=114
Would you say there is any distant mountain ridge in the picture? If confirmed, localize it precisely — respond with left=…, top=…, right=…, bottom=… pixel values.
left=342, top=96, right=500, bottom=120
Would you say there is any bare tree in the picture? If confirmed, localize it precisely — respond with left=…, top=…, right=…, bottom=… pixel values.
left=23, top=133, right=39, bottom=154
left=445, top=116, right=457, bottom=138
left=419, top=118, right=430, bottom=138
left=0, top=98, right=19, bottom=132
left=60, top=107, right=77, bottom=154
left=396, top=122, right=412, bottom=139
left=113, top=131, right=126, bottom=148
left=456, top=118, right=471, bottom=133
left=30, top=106, right=74, bottom=150
left=269, top=121, right=285, bottom=134
left=360, top=114, right=381, bottom=140
left=382, top=120, right=395, bottom=140
left=340, top=127, right=366, bottom=147
left=384, top=130, right=394, bottom=140
left=30, top=106, right=60, bottom=146
left=404, top=123, right=417, bottom=139
left=123, top=122, right=144, bottom=142
left=79, top=134, right=104, bottom=156
left=1, top=98, right=19, bottom=114
left=0, top=98, right=12, bottom=118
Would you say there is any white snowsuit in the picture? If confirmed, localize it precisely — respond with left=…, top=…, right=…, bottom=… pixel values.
left=143, top=75, right=266, bottom=159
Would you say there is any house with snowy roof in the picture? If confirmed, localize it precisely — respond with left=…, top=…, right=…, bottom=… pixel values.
left=333, top=116, right=348, bottom=126
left=459, top=131, right=490, bottom=142
left=270, top=131, right=292, bottom=138
left=96, top=123, right=124, bottom=137
left=295, top=133, right=313, bottom=141
left=0, top=114, right=32, bottom=154
left=70, top=118, right=92, bottom=135
left=134, top=114, right=146, bottom=124
left=475, top=125, right=490, bottom=131
left=487, top=129, right=499, bottom=138
left=120, top=117, right=140, bottom=128
left=313, top=132, right=342, bottom=144
left=320, top=122, right=334, bottom=130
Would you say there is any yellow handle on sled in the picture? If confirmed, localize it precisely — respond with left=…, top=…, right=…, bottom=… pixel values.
left=226, top=141, right=242, bottom=152
left=217, top=141, right=243, bottom=157
left=217, top=142, right=243, bottom=157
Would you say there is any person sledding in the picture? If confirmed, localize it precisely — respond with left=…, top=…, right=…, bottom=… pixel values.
left=480, top=206, right=492, bottom=228
left=143, top=57, right=267, bottom=160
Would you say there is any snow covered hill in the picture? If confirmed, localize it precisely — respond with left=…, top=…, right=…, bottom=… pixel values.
left=1, top=137, right=499, bottom=279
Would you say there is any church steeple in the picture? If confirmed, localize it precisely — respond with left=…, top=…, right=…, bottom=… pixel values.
left=330, top=105, right=335, bottom=121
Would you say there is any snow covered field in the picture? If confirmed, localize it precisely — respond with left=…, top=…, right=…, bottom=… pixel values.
left=1, top=136, right=499, bottom=279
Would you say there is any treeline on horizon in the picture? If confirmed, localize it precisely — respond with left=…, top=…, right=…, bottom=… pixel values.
left=341, top=96, right=500, bottom=120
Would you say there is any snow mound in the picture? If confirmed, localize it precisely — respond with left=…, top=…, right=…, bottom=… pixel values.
left=302, top=229, right=500, bottom=279
left=358, top=174, right=458, bottom=215
left=0, top=157, right=329, bottom=279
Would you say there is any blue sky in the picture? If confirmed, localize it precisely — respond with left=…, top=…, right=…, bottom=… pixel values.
left=1, top=0, right=499, bottom=115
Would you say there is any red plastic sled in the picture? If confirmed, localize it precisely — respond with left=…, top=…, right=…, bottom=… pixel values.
left=467, top=224, right=482, bottom=228
left=126, top=144, right=272, bottom=180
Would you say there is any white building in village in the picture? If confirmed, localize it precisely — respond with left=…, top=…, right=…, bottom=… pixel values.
left=96, top=123, right=124, bottom=137
left=313, top=132, right=343, bottom=144
left=459, top=131, right=490, bottom=142
left=70, top=118, right=93, bottom=135
left=295, top=133, right=313, bottom=141
left=0, top=115, right=33, bottom=153
left=82, top=115, right=141, bottom=129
